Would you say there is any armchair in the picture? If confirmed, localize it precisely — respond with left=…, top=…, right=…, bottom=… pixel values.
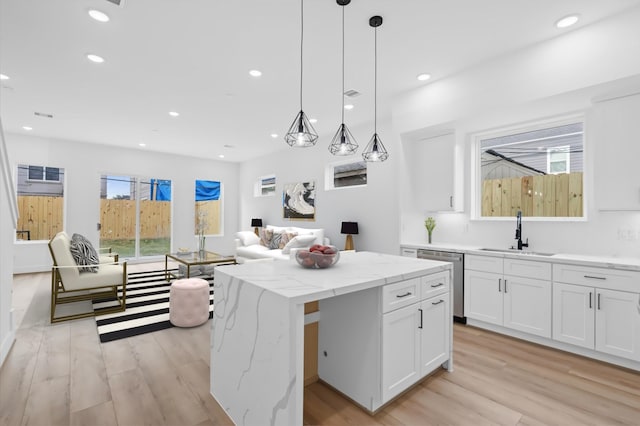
left=48, top=232, right=127, bottom=323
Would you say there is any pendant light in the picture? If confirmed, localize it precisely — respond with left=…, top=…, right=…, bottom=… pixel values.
left=285, top=0, right=318, bottom=147
left=362, top=15, right=389, bottom=162
left=329, top=0, right=358, bottom=156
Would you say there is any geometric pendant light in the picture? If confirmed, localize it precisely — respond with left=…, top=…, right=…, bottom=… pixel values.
left=329, top=0, right=358, bottom=156
left=285, top=0, right=318, bottom=147
left=362, top=15, right=389, bottom=162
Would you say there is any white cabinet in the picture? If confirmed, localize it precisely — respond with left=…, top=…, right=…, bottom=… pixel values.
left=318, top=269, right=452, bottom=412
left=465, top=255, right=552, bottom=338
left=403, top=132, right=462, bottom=212
left=553, top=264, right=640, bottom=362
left=592, top=92, right=640, bottom=211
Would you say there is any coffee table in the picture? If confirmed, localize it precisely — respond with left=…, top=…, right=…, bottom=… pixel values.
left=165, top=250, right=236, bottom=281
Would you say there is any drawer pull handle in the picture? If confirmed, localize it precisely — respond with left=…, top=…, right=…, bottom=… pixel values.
left=597, top=293, right=601, bottom=310
left=396, top=292, right=412, bottom=298
left=589, top=292, right=592, bottom=309
left=431, top=283, right=444, bottom=288
left=432, top=300, right=444, bottom=306
left=418, top=308, right=423, bottom=329
left=584, top=275, right=606, bottom=280
left=504, top=279, right=508, bottom=293
left=498, top=278, right=502, bottom=293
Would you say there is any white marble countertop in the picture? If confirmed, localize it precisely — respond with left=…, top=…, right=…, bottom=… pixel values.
left=401, top=242, right=640, bottom=271
left=215, top=251, right=452, bottom=304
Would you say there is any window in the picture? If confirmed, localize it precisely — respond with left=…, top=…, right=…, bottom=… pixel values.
left=476, top=119, right=584, bottom=218
left=255, top=175, right=276, bottom=197
left=27, top=165, right=61, bottom=182
left=195, top=180, right=223, bottom=236
left=324, top=160, right=367, bottom=190
left=16, top=164, right=65, bottom=240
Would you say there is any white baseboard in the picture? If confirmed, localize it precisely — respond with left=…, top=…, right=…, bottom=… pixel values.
left=0, top=329, right=16, bottom=368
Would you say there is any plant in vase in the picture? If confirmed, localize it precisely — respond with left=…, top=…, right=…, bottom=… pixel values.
left=424, top=217, right=436, bottom=244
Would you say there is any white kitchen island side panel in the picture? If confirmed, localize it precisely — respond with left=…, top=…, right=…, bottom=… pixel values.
left=211, top=271, right=304, bottom=426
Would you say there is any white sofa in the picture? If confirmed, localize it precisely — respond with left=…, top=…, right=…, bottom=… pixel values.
left=235, top=225, right=329, bottom=261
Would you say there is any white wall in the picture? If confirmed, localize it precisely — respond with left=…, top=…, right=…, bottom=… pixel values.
left=238, top=119, right=400, bottom=255
left=1, top=119, right=16, bottom=366
left=7, top=134, right=240, bottom=273
left=395, top=8, right=640, bottom=259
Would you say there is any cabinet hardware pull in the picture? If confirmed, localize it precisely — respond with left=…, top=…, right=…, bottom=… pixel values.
left=504, top=279, right=508, bottom=293
left=498, top=278, right=502, bottom=292
left=584, top=275, right=606, bottom=280
left=589, top=292, right=592, bottom=309
left=432, top=300, right=444, bottom=305
left=396, top=292, right=412, bottom=298
left=431, top=283, right=444, bottom=288
left=418, top=308, right=423, bottom=329
left=597, top=293, right=601, bottom=310
left=450, top=196, right=453, bottom=208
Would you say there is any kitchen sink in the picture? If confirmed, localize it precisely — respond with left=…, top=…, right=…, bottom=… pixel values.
left=478, top=248, right=555, bottom=256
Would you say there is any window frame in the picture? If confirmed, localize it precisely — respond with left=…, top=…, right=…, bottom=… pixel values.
left=324, top=158, right=367, bottom=191
left=471, top=114, right=587, bottom=222
left=27, top=165, right=62, bottom=183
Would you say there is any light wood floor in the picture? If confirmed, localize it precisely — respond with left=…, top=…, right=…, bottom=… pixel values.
left=2, top=264, right=639, bottom=426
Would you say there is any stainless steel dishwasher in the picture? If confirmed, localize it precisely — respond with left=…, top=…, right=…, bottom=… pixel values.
left=417, top=249, right=465, bottom=323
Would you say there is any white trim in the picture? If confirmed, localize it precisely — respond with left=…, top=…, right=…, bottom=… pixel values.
left=0, top=118, right=19, bottom=226
left=0, top=329, right=16, bottom=367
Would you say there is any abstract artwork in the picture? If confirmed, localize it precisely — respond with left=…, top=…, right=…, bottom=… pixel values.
left=283, top=181, right=315, bottom=221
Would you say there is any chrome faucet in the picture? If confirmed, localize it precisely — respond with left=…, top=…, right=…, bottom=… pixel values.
left=515, top=210, right=529, bottom=250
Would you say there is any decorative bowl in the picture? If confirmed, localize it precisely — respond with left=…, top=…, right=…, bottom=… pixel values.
left=295, top=245, right=340, bottom=269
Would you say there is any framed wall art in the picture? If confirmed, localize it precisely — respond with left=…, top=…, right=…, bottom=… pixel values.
left=283, top=181, right=315, bottom=221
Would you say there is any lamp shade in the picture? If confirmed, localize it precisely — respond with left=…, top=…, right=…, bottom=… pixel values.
left=341, top=221, right=359, bottom=234
left=251, top=218, right=263, bottom=227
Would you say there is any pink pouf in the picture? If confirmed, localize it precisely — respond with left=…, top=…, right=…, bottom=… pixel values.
left=169, top=278, right=210, bottom=327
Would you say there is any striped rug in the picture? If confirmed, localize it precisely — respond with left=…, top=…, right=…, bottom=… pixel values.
left=92, top=269, right=213, bottom=343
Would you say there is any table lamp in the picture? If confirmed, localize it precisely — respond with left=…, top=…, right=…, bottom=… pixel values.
left=251, top=218, right=263, bottom=235
left=341, top=221, right=359, bottom=251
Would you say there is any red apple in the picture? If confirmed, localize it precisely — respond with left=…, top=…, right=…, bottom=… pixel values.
left=301, top=257, right=315, bottom=268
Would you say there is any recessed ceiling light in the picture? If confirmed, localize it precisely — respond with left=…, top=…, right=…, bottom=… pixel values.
left=556, top=14, right=579, bottom=28
left=417, top=73, right=431, bottom=81
left=344, top=104, right=354, bottom=110
left=249, top=70, right=262, bottom=77
left=87, top=54, right=105, bottom=63
left=88, top=9, right=110, bottom=22
left=0, top=74, right=9, bottom=80
left=309, top=118, right=318, bottom=123
left=218, top=154, right=225, bottom=159
left=168, top=111, right=180, bottom=117
left=139, top=143, right=146, bottom=147
left=22, top=126, right=33, bottom=131
left=270, top=133, right=278, bottom=138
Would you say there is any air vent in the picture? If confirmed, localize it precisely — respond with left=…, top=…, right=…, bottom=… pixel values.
left=34, top=112, right=53, bottom=118
left=105, top=0, right=124, bottom=6
left=344, top=89, right=361, bottom=98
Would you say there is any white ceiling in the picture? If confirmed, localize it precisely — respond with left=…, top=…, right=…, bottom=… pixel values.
left=2, top=0, right=640, bottom=162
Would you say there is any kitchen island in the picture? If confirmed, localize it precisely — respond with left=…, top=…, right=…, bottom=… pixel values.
left=211, top=251, right=453, bottom=425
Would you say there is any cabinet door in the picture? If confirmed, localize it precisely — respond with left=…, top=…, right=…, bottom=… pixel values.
left=382, top=304, right=421, bottom=402
left=420, top=294, right=450, bottom=376
left=552, top=282, right=594, bottom=349
left=464, top=270, right=503, bottom=325
left=595, top=289, right=640, bottom=361
left=503, top=276, right=551, bottom=338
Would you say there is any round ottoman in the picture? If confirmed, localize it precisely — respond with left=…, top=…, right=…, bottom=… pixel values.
left=169, top=278, right=210, bottom=327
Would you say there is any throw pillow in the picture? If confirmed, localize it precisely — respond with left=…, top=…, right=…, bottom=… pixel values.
left=69, top=233, right=100, bottom=273
left=259, top=228, right=274, bottom=247
left=236, top=231, right=260, bottom=246
left=282, top=234, right=316, bottom=254
left=269, top=231, right=298, bottom=250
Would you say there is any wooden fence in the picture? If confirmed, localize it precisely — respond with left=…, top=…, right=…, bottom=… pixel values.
left=195, top=200, right=221, bottom=235
left=17, top=195, right=63, bottom=240
left=482, top=172, right=583, bottom=217
left=100, top=199, right=171, bottom=240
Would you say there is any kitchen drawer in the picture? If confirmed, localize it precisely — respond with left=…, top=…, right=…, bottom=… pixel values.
left=465, top=254, right=503, bottom=274
left=421, top=271, right=450, bottom=300
left=504, top=258, right=551, bottom=281
left=553, top=263, right=640, bottom=293
left=382, top=278, right=421, bottom=313
left=401, top=247, right=418, bottom=258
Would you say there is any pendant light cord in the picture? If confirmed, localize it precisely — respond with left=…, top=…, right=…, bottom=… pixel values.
left=341, top=6, right=345, bottom=124
left=374, top=25, right=377, bottom=134
left=299, top=0, right=304, bottom=110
